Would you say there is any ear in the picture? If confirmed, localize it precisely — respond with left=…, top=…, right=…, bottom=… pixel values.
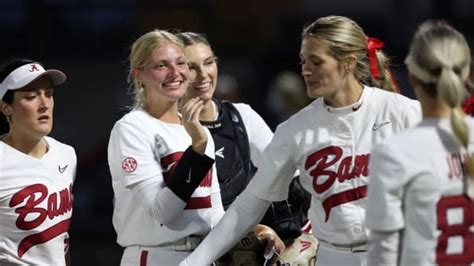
left=132, top=68, right=141, bottom=79
left=345, top=54, right=357, bottom=70
left=131, top=68, right=144, bottom=88
left=0, top=101, right=11, bottom=117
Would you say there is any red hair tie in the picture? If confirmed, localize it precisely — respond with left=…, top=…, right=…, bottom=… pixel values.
left=367, top=37, right=384, bottom=78
left=463, top=95, right=474, bottom=116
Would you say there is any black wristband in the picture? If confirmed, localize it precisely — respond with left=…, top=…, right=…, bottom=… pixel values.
left=167, top=146, right=215, bottom=202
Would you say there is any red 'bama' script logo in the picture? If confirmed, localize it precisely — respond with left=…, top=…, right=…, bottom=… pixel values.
left=161, top=152, right=212, bottom=209
left=305, top=146, right=370, bottom=221
left=9, top=183, right=73, bottom=257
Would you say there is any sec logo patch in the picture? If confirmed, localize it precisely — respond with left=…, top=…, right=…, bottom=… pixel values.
left=122, top=157, right=138, bottom=172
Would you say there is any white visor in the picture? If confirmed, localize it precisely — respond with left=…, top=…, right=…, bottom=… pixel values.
left=0, top=63, right=66, bottom=100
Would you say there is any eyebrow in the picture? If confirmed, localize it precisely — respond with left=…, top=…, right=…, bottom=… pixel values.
left=300, top=54, right=323, bottom=60
left=19, top=86, right=54, bottom=92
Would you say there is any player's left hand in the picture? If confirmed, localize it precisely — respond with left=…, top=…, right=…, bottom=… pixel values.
left=254, top=224, right=285, bottom=263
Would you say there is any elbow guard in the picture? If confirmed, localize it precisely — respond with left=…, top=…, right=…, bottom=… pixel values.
left=167, top=146, right=214, bottom=202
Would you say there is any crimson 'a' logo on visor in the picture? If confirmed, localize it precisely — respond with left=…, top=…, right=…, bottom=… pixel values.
left=29, top=64, right=40, bottom=72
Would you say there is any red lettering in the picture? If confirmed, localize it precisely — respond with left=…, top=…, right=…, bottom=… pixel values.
left=47, top=193, right=58, bottom=219
left=9, top=184, right=73, bottom=257
left=10, top=184, right=48, bottom=230
left=59, top=187, right=73, bottom=215
left=447, top=154, right=466, bottom=180
left=305, top=146, right=370, bottom=193
left=9, top=184, right=73, bottom=230
left=305, top=146, right=370, bottom=221
left=337, top=156, right=353, bottom=182
left=305, top=146, right=342, bottom=193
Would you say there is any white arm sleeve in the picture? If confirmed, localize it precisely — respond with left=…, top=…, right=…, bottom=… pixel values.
left=368, top=230, right=400, bottom=266
left=129, top=178, right=186, bottom=227
left=210, top=190, right=225, bottom=227
left=180, top=190, right=271, bottom=266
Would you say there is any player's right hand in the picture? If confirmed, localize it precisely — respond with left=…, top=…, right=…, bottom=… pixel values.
left=254, top=224, right=286, bottom=264
left=180, top=97, right=207, bottom=155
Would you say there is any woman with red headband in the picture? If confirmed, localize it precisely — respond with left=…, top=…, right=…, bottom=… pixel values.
left=180, top=15, right=421, bottom=266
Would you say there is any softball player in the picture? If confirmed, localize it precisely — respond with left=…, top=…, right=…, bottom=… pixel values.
left=0, top=59, right=76, bottom=265
left=179, top=15, right=421, bottom=266
left=107, top=29, right=225, bottom=266
left=366, top=20, right=474, bottom=266
left=177, top=32, right=318, bottom=263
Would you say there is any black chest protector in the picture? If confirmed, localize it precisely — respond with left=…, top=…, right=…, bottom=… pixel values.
left=202, top=99, right=308, bottom=243
left=201, top=99, right=256, bottom=209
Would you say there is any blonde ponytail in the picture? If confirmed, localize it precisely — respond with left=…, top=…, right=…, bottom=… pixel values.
left=373, top=50, right=399, bottom=92
left=405, top=20, right=474, bottom=183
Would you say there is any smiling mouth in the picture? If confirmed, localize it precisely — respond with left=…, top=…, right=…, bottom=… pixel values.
left=163, top=81, right=183, bottom=88
left=192, top=82, right=211, bottom=91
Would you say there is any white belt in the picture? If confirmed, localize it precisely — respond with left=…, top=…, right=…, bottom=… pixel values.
left=158, top=235, right=204, bottom=251
left=319, top=238, right=368, bottom=253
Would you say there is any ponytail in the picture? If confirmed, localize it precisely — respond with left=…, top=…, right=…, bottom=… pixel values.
left=406, top=20, right=474, bottom=184
left=366, top=38, right=399, bottom=92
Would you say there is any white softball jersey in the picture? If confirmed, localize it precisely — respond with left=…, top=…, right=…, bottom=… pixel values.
left=108, top=108, right=224, bottom=247
left=0, top=136, right=77, bottom=265
left=248, top=86, right=422, bottom=245
left=366, top=117, right=474, bottom=265
left=233, top=103, right=274, bottom=167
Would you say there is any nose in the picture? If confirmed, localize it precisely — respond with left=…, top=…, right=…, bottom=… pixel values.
left=38, top=92, right=51, bottom=112
left=301, top=63, right=311, bottom=77
left=169, top=64, right=180, bottom=77
left=194, top=65, right=206, bottom=81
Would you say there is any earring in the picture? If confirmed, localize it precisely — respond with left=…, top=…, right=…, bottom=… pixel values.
left=6, top=115, right=11, bottom=123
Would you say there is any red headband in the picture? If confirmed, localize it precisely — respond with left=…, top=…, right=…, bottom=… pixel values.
left=367, top=37, right=384, bottom=78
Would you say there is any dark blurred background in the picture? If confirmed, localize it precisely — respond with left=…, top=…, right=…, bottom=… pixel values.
left=0, top=0, right=473, bottom=265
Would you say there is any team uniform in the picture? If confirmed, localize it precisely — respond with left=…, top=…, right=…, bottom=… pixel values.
left=247, top=86, right=421, bottom=265
left=108, top=108, right=225, bottom=266
left=180, top=86, right=421, bottom=266
left=365, top=117, right=474, bottom=265
left=0, top=136, right=76, bottom=265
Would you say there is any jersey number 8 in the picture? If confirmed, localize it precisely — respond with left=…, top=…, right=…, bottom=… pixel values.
left=436, top=194, right=474, bottom=265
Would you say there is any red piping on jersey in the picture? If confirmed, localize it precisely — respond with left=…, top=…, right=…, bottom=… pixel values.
left=140, top=250, right=148, bottom=266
